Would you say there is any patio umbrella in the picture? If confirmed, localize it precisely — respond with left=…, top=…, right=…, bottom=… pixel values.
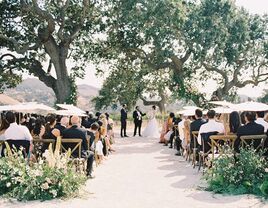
left=212, top=107, right=235, bottom=114
left=55, top=110, right=87, bottom=117
left=0, top=102, right=55, bottom=113
left=177, top=109, right=196, bottom=116
left=209, top=100, right=234, bottom=107
left=183, top=106, right=202, bottom=110
left=56, top=104, right=85, bottom=114
left=232, top=101, right=268, bottom=112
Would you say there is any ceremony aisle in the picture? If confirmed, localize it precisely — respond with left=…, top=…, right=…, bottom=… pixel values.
left=0, top=137, right=266, bottom=208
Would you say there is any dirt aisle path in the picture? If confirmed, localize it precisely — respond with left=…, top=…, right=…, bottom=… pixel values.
left=0, top=136, right=266, bottom=208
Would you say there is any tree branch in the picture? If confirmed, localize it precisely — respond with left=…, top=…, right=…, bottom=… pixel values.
left=203, top=63, right=229, bottom=86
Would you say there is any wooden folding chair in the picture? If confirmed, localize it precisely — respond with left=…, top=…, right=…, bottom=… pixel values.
left=191, top=131, right=199, bottom=168
left=240, top=134, right=267, bottom=151
left=32, top=138, right=55, bottom=157
left=173, top=124, right=179, bottom=149
left=61, top=138, right=86, bottom=173
left=210, top=134, right=237, bottom=160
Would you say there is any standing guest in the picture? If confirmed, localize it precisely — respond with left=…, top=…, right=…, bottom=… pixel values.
left=62, top=115, right=95, bottom=178
left=120, top=104, right=128, bottom=137
left=229, top=111, right=241, bottom=134
left=0, top=117, right=10, bottom=141
left=133, top=106, right=146, bottom=137
left=234, top=111, right=264, bottom=153
left=55, top=116, right=69, bottom=136
left=255, top=111, right=268, bottom=133
left=42, top=115, right=60, bottom=140
left=197, top=110, right=225, bottom=145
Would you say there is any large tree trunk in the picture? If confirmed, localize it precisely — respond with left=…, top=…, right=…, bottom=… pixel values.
left=43, top=38, right=73, bottom=104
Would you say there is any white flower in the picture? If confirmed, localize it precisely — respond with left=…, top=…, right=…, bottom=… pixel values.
left=6, top=182, right=11, bottom=188
left=46, top=178, right=52, bottom=184
left=265, top=168, right=268, bottom=173
left=50, top=189, right=57, bottom=198
left=41, top=182, right=49, bottom=190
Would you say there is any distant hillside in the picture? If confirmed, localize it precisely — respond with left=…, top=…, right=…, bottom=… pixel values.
left=4, top=78, right=99, bottom=110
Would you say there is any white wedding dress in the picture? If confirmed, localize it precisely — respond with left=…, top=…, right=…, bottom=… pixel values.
left=143, top=110, right=160, bottom=138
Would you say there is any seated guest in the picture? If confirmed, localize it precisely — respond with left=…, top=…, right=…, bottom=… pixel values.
left=42, top=115, right=60, bottom=140
left=197, top=110, right=225, bottom=146
left=234, top=111, right=265, bottom=153
left=4, top=111, right=33, bottom=156
left=106, top=113, right=115, bottom=144
left=55, top=116, right=69, bottom=136
left=31, top=118, right=45, bottom=139
left=162, top=112, right=175, bottom=145
left=62, top=115, right=95, bottom=178
left=229, top=111, right=241, bottom=134
left=190, top=109, right=206, bottom=148
left=87, top=122, right=100, bottom=147
left=100, top=113, right=115, bottom=152
left=0, top=117, right=10, bottom=141
left=255, top=111, right=268, bottom=133
left=91, top=130, right=104, bottom=163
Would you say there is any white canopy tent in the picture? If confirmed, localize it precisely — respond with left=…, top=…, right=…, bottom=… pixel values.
left=212, top=107, right=235, bottom=114
left=209, top=100, right=234, bottom=107
left=0, top=102, right=55, bottom=114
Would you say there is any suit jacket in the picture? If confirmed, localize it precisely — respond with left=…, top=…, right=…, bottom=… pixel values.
left=121, top=108, right=128, bottom=121
left=234, top=122, right=265, bottom=152
left=133, top=110, right=146, bottom=123
left=190, top=119, right=207, bottom=141
left=62, top=125, right=88, bottom=157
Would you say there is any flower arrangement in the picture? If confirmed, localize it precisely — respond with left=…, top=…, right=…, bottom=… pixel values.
left=0, top=138, right=87, bottom=201
left=204, top=147, right=268, bottom=197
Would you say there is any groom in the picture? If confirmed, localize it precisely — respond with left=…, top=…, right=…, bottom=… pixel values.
left=133, top=106, right=146, bottom=137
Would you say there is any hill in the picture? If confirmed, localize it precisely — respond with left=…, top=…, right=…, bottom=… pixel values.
left=4, top=78, right=99, bottom=110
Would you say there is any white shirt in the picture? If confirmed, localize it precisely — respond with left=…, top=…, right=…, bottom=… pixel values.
left=5, top=123, right=33, bottom=141
left=255, top=118, right=268, bottom=132
left=178, top=119, right=185, bottom=141
left=197, top=119, right=225, bottom=145
left=137, top=111, right=142, bottom=120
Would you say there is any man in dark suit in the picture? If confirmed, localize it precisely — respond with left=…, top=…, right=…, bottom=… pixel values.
left=190, top=109, right=207, bottom=150
left=120, top=104, right=128, bottom=137
left=62, top=115, right=95, bottom=178
left=234, top=111, right=265, bottom=153
left=133, top=106, right=146, bottom=137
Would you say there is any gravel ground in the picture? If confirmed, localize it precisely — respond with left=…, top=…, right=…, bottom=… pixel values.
left=0, top=135, right=267, bottom=208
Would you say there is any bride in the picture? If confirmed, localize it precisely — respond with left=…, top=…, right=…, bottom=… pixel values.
left=143, top=105, right=160, bottom=138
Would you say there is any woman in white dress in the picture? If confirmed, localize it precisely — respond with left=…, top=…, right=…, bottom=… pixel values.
left=143, top=106, right=160, bottom=138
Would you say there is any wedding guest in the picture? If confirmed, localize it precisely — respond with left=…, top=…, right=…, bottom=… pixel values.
left=91, top=128, right=104, bottom=163
left=190, top=109, right=206, bottom=148
left=197, top=110, right=225, bottom=145
left=255, top=111, right=268, bottom=133
left=100, top=114, right=115, bottom=152
left=32, top=118, right=45, bottom=139
left=183, top=117, right=191, bottom=151
left=55, top=116, right=69, bottom=135
left=234, top=111, right=264, bottom=153
left=229, top=111, right=241, bottom=134
left=62, top=115, right=95, bottom=178
left=87, top=122, right=100, bottom=147
left=120, top=104, right=128, bottom=137
left=5, top=111, right=33, bottom=142
left=0, top=117, right=9, bottom=141
left=42, top=115, right=60, bottom=140
left=163, top=112, right=175, bottom=145
left=106, top=113, right=115, bottom=144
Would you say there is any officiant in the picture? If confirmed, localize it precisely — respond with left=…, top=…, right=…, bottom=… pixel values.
left=133, top=106, right=146, bottom=137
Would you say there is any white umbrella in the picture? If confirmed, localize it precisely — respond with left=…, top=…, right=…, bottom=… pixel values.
left=209, top=100, right=234, bottom=107
left=55, top=110, right=87, bottom=117
left=0, top=102, right=55, bottom=113
left=56, top=104, right=85, bottom=114
left=177, top=109, right=196, bottom=116
left=232, top=101, right=268, bottom=112
left=212, top=107, right=235, bottom=114
left=183, top=106, right=202, bottom=110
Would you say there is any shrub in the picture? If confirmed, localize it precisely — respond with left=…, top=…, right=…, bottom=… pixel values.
left=204, top=147, right=267, bottom=196
left=0, top=139, right=87, bottom=201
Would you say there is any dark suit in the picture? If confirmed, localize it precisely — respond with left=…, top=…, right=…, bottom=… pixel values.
left=62, top=125, right=94, bottom=175
left=133, top=110, right=146, bottom=136
left=120, top=108, right=128, bottom=137
left=234, top=122, right=265, bottom=153
left=190, top=119, right=207, bottom=149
